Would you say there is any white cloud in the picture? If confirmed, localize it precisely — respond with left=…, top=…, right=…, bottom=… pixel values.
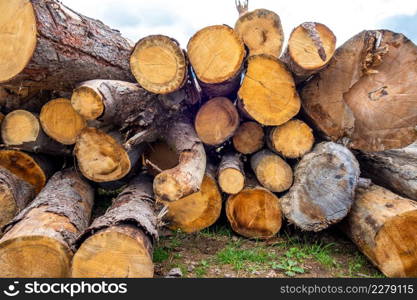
left=62, top=0, right=417, bottom=47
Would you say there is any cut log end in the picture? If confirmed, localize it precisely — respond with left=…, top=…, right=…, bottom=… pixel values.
left=232, top=121, right=264, bottom=154
left=226, top=187, right=282, bottom=239
left=239, top=55, right=300, bottom=126
left=1, top=110, right=39, bottom=145
left=234, top=8, right=284, bottom=58
left=130, top=35, right=187, bottom=94
left=187, top=25, right=245, bottom=84
left=71, top=85, right=104, bottom=121
left=75, top=128, right=131, bottom=182
left=219, top=169, right=245, bottom=195
left=195, top=97, right=239, bottom=146
left=40, top=98, right=86, bottom=145
left=0, top=0, right=37, bottom=83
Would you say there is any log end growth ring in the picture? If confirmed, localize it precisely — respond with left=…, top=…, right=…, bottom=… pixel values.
left=1, top=110, right=40, bottom=146
left=71, top=86, right=105, bottom=121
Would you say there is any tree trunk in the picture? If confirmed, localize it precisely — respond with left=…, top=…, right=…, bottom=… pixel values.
left=0, top=0, right=133, bottom=91
left=187, top=25, right=246, bottom=98
left=238, top=55, right=301, bottom=126
left=0, top=167, right=35, bottom=228
left=143, top=141, right=179, bottom=177
left=281, top=142, right=360, bottom=232
left=267, top=119, right=315, bottom=159
left=72, top=175, right=157, bottom=278
left=2, top=109, right=72, bottom=155
left=340, top=184, right=417, bottom=277
left=194, top=97, right=239, bottom=146
left=0, top=169, right=94, bottom=278
left=0, top=150, right=61, bottom=194
left=154, top=120, right=206, bottom=201
left=218, top=153, right=245, bottom=194
left=234, top=9, right=284, bottom=58
left=301, top=30, right=417, bottom=152
left=357, top=142, right=417, bottom=201
left=281, top=22, right=336, bottom=82
left=232, top=121, right=265, bottom=155
left=0, top=87, right=52, bottom=113
left=251, top=149, right=293, bottom=193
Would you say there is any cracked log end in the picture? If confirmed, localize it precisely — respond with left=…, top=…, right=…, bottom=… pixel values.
left=0, top=0, right=37, bottom=83
left=130, top=35, right=187, bottom=94
left=226, top=187, right=282, bottom=239
left=71, top=85, right=104, bottom=121
left=195, top=97, right=239, bottom=146
left=1, top=110, right=40, bottom=145
left=235, top=8, right=284, bottom=58
left=187, top=25, right=245, bottom=84
left=233, top=121, right=265, bottom=154
left=238, top=55, right=301, bottom=126
left=40, top=98, right=86, bottom=145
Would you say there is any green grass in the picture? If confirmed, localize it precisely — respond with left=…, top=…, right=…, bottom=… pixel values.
left=153, top=247, right=170, bottom=263
left=194, top=260, right=210, bottom=277
left=216, top=244, right=274, bottom=271
left=200, top=224, right=233, bottom=238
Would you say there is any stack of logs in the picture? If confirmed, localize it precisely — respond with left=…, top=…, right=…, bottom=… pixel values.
left=0, top=0, right=416, bottom=278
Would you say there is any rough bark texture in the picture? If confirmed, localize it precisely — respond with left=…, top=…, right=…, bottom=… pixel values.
left=357, top=142, right=417, bottom=201
left=0, top=87, right=52, bottom=114
left=301, top=30, right=417, bottom=152
left=281, top=142, right=360, bottom=232
left=218, top=153, right=245, bottom=194
left=0, top=0, right=134, bottom=91
left=340, top=184, right=417, bottom=277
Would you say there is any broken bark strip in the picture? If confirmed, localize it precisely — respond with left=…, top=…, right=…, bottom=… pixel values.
left=238, top=55, right=301, bottom=126
left=0, top=169, right=94, bottom=277
left=0, top=0, right=133, bottom=91
left=194, top=97, right=240, bottom=146
left=154, top=120, right=206, bottom=202
left=0, top=167, right=35, bottom=228
left=72, top=175, right=157, bottom=278
left=301, top=30, right=417, bottom=152
left=340, top=184, right=417, bottom=277
left=281, top=142, right=360, bottom=232
left=357, top=142, right=417, bottom=201
left=232, top=121, right=264, bottom=155
left=218, top=153, right=245, bottom=194
left=1, top=110, right=72, bottom=156
left=0, top=150, right=61, bottom=194
left=235, top=8, right=284, bottom=58
left=187, top=25, right=246, bottom=98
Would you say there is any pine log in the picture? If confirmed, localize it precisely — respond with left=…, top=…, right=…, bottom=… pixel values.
left=281, top=142, right=360, bottom=232
left=1, top=110, right=71, bottom=155
left=0, top=150, right=60, bottom=194
left=0, top=169, right=94, bottom=277
left=130, top=35, right=187, bottom=94
left=154, top=120, right=206, bottom=201
left=340, top=184, right=417, bottom=277
left=72, top=175, right=157, bottom=278
left=0, top=167, right=35, bottom=228
left=0, top=0, right=133, bottom=91
left=282, top=22, right=336, bottom=81
left=301, top=30, right=417, bottom=152
left=194, top=97, right=240, bottom=146
left=235, top=9, right=284, bottom=58
left=267, top=119, right=314, bottom=159
left=232, top=121, right=264, bottom=154
left=187, top=25, right=246, bottom=98
left=218, top=153, right=245, bottom=194
left=357, top=142, right=417, bottom=200
left=238, top=54, right=301, bottom=126
left=251, top=150, right=293, bottom=193
left=0, top=87, right=51, bottom=113
left=143, top=141, right=179, bottom=177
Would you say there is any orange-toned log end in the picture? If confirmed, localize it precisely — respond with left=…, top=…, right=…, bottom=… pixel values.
left=143, top=141, right=179, bottom=177
left=1, top=110, right=40, bottom=146
left=238, top=55, right=300, bottom=126
left=226, top=187, right=282, bottom=239
left=232, top=121, right=264, bottom=155
left=195, top=97, right=240, bottom=146
left=40, top=98, right=86, bottom=145
left=268, top=119, right=314, bottom=159
left=71, top=225, right=154, bottom=278
left=161, top=173, right=222, bottom=233
left=71, top=84, right=104, bottom=121
left=218, top=153, right=245, bottom=195
left=341, top=184, right=417, bottom=277
left=130, top=35, right=187, bottom=94
left=235, top=8, right=284, bottom=58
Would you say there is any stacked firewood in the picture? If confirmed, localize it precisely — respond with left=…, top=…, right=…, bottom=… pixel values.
left=0, top=0, right=416, bottom=279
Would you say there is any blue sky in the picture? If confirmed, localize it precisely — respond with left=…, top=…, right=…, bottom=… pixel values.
left=62, top=0, right=417, bottom=47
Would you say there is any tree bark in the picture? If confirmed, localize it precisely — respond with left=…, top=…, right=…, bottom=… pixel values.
left=72, top=175, right=157, bottom=278
left=281, top=142, right=360, bottom=232
left=301, top=30, right=417, bottom=152
left=218, top=153, right=245, bottom=194
left=340, top=184, right=417, bottom=277
left=0, top=169, right=94, bottom=278
left=0, top=0, right=133, bottom=91
left=232, top=121, right=264, bottom=155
